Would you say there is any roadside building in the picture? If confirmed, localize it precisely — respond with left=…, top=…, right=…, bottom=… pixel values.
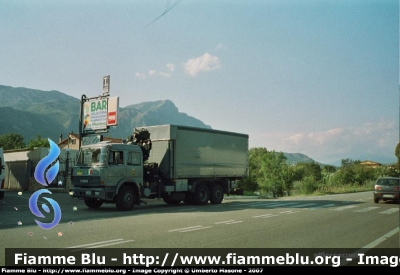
left=360, top=160, right=382, bottom=169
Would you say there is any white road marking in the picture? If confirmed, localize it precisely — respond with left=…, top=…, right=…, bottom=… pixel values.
left=279, top=210, right=299, bottom=214
left=341, top=227, right=400, bottom=266
left=354, top=207, right=380, bottom=212
left=180, top=226, right=212, bottom=232
left=253, top=214, right=278, bottom=218
left=379, top=208, right=399, bottom=214
left=214, top=220, right=236, bottom=224
left=308, top=204, right=337, bottom=210
left=330, top=205, right=359, bottom=211
left=168, top=225, right=203, bottom=232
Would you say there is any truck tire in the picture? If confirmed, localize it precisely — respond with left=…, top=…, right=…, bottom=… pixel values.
left=210, top=185, right=224, bottom=204
left=84, top=199, right=103, bottom=209
left=116, top=186, right=135, bottom=211
left=194, top=184, right=210, bottom=205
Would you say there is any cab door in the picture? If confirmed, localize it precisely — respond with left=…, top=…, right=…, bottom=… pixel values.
left=126, top=150, right=143, bottom=185
left=107, top=149, right=127, bottom=185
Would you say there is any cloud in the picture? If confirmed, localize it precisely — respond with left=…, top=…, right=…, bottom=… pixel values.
left=253, top=120, right=397, bottom=164
left=215, top=44, right=228, bottom=51
left=166, top=63, right=175, bottom=72
left=135, top=72, right=146, bottom=79
left=148, top=70, right=156, bottom=76
left=285, top=133, right=304, bottom=144
left=159, top=63, right=175, bottom=77
left=159, top=71, right=172, bottom=78
left=183, top=52, right=221, bottom=77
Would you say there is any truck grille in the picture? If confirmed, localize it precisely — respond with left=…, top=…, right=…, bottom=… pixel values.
left=72, top=176, right=101, bottom=187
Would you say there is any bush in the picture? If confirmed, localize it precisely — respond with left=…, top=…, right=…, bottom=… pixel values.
left=299, top=176, right=318, bottom=194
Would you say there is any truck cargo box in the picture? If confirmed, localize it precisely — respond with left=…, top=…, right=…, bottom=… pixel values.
left=138, top=124, right=249, bottom=180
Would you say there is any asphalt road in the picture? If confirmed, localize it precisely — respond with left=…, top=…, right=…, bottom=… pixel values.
left=0, top=190, right=399, bottom=267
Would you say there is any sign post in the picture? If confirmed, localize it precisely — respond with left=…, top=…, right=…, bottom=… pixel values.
left=79, top=76, right=119, bottom=148
left=103, top=75, right=110, bottom=96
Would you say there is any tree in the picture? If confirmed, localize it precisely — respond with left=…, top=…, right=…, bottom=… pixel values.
left=322, top=165, right=336, bottom=173
left=395, top=142, right=400, bottom=165
left=332, top=159, right=375, bottom=186
left=0, top=133, right=26, bottom=150
left=282, top=164, right=302, bottom=196
left=245, top=147, right=304, bottom=197
left=249, top=147, right=288, bottom=198
left=341, top=158, right=360, bottom=167
left=296, top=162, right=322, bottom=181
left=27, top=135, right=50, bottom=149
left=245, top=147, right=267, bottom=192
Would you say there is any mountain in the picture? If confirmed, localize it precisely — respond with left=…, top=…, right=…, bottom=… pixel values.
left=107, top=100, right=211, bottom=139
left=0, top=84, right=323, bottom=165
left=283, top=153, right=317, bottom=165
left=0, top=85, right=211, bottom=143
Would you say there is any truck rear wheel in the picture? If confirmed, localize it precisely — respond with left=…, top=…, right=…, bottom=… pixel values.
left=194, top=184, right=210, bottom=205
left=210, top=185, right=224, bottom=204
left=84, top=199, right=103, bottom=208
left=116, top=186, right=135, bottom=211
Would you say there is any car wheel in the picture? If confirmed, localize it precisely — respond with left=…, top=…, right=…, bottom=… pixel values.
left=374, top=197, right=379, bottom=203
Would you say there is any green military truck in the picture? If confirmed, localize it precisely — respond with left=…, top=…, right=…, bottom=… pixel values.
left=70, top=124, right=249, bottom=211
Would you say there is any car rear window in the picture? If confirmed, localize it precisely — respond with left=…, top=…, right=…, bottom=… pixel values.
left=377, top=179, right=399, bottom=186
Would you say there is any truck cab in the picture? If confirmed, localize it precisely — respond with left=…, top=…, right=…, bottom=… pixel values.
left=70, top=141, right=146, bottom=210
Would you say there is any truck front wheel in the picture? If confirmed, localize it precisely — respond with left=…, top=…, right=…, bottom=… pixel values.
left=210, top=185, right=224, bottom=204
left=194, top=184, right=210, bottom=205
left=84, top=199, right=103, bottom=208
left=116, top=186, right=135, bottom=211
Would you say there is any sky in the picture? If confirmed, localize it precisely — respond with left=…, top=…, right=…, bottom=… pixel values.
left=0, top=0, right=398, bottom=165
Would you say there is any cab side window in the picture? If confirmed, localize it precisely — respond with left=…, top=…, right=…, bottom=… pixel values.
left=127, top=152, right=141, bottom=166
left=109, top=151, right=124, bottom=165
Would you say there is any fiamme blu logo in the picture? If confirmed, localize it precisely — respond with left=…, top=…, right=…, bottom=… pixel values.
left=29, top=139, right=62, bottom=230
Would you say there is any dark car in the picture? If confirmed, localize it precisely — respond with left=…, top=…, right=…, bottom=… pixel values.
left=373, top=177, right=400, bottom=203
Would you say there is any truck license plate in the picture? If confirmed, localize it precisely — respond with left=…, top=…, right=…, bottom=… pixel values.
left=383, top=194, right=394, bottom=198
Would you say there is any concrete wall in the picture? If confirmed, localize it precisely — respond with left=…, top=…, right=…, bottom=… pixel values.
left=3, top=147, right=78, bottom=192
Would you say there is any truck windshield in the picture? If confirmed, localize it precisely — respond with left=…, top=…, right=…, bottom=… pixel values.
left=76, top=146, right=108, bottom=166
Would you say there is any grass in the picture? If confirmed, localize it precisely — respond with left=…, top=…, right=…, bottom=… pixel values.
left=242, top=180, right=376, bottom=198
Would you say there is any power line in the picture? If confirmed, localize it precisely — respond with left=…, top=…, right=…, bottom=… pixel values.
left=146, top=0, right=183, bottom=27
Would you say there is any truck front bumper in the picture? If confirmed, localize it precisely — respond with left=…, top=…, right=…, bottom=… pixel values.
left=70, top=187, right=106, bottom=201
